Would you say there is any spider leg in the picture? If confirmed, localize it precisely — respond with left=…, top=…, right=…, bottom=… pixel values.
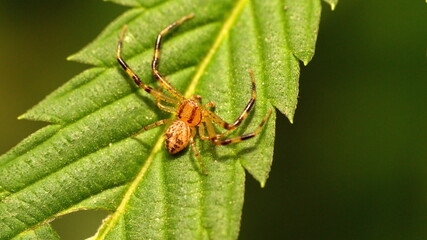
left=155, top=87, right=177, bottom=113
left=152, top=14, right=194, bottom=101
left=206, top=70, right=257, bottom=133
left=204, top=119, right=218, bottom=140
left=132, top=119, right=172, bottom=137
left=156, top=98, right=177, bottom=113
left=204, top=101, right=215, bottom=109
left=213, top=110, right=272, bottom=146
left=192, top=95, right=202, bottom=102
left=117, top=26, right=179, bottom=105
left=193, top=95, right=215, bottom=109
left=197, top=123, right=210, bottom=141
left=190, top=127, right=208, bottom=175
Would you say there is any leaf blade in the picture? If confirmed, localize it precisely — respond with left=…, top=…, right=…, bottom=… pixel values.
left=12, top=224, right=59, bottom=240
left=284, top=0, right=322, bottom=65
left=0, top=0, right=331, bottom=238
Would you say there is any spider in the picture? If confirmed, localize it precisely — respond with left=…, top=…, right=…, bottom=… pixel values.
left=117, top=14, right=272, bottom=174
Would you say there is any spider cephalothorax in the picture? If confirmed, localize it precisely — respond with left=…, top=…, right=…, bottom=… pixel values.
left=117, top=14, right=272, bottom=174
left=176, top=99, right=202, bottom=127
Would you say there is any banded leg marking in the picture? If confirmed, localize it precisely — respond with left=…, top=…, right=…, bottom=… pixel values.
left=152, top=14, right=194, bottom=100
left=208, top=70, right=257, bottom=133
left=213, top=109, right=272, bottom=146
left=117, top=25, right=179, bottom=105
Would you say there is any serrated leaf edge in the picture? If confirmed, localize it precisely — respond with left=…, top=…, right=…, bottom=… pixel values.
left=92, top=0, right=250, bottom=238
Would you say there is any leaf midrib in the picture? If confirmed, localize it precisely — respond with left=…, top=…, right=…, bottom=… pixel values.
left=184, top=0, right=248, bottom=97
left=95, top=0, right=249, bottom=238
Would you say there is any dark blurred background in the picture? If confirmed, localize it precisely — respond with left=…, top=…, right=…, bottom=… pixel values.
left=0, top=1, right=426, bottom=239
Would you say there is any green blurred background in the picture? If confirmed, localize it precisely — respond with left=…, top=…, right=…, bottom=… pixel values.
left=0, top=0, right=426, bottom=239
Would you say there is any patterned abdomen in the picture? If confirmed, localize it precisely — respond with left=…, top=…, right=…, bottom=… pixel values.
left=165, top=120, right=190, bottom=154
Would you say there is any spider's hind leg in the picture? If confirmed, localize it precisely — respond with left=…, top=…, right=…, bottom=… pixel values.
left=213, top=109, right=273, bottom=146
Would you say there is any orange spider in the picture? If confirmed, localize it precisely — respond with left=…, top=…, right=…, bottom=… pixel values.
left=117, top=14, right=272, bottom=174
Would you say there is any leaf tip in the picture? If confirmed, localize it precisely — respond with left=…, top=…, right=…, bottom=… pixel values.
left=17, top=111, right=38, bottom=121
left=303, top=60, right=309, bottom=66
left=67, top=50, right=90, bottom=64
left=66, top=53, right=78, bottom=62
left=17, top=110, right=33, bottom=121
left=18, top=110, right=62, bottom=124
left=295, top=51, right=314, bottom=66
left=284, top=110, right=295, bottom=124
left=103, top=0, right=142, bottom=7
left=17, top=114, right=25, bottom=120
left=323, top=0, right=338, bottom=10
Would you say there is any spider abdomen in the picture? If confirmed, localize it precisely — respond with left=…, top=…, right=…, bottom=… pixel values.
left=165, top=120, right=190, bottom=154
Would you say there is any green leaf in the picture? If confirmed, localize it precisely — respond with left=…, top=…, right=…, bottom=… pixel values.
left=104, top=0, right=142, bottom=7
left=11, top=224, right=59, bottom=240
left=0, top=0, right=336, bottom=239
left=322, top=0, right=338, bottom=10
left=284, top=0, right=321, bottom=65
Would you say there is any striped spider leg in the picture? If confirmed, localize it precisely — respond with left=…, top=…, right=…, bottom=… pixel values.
left=117, top=14, right=272, bottom=174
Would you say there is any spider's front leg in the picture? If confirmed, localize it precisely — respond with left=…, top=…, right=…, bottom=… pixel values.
left=152, top=14, right=194, bottom=101
left=117, top=25, right=179, bottom=106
